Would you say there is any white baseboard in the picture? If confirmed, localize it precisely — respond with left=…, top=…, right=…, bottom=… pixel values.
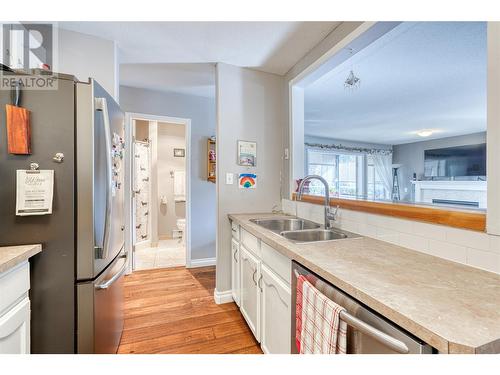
left=213, top=289, right=233, bottom=304
left=188, top=257, right=216, bottom=268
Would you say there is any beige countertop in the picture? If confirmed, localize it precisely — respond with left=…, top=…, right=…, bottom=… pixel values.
left=0, top=244, right=42, bottom=274
left=229, top=213, right=500, bottom=354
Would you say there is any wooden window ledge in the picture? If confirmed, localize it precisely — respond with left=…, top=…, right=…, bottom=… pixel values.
left=292, top=194, right=486, bottom=232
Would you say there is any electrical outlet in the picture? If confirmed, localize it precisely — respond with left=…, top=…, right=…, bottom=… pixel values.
left=226, top=173, right=234, bottom=185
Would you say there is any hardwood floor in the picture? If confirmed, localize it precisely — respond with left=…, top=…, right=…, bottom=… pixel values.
left=118, top=266, right=262, bottom=354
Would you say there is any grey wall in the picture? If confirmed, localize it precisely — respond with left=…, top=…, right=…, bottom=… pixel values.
left=58, top=28, right=118, bottom=99
left=120, top=85, right=216, bottom=261
left=393, top=132, right=486, bottom=201
left=216, top=63, right=285, bottom=293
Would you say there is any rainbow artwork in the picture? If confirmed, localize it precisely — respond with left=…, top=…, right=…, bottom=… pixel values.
left=238, top=173, right=257, bottom=189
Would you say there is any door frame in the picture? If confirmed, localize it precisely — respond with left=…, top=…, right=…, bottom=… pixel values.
left=124, top=112, right=192, bottom=273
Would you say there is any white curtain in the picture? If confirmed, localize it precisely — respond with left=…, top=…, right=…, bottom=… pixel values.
left=372, top=154, right=393, bottom=200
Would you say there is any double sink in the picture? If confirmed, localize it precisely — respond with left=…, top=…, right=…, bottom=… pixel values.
left=249, top=217, right=360, bottom=244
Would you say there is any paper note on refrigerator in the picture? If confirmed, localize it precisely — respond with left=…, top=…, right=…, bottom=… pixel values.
left=16, top=170, right=54, bottom=216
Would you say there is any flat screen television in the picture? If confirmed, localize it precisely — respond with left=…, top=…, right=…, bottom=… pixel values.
left=424, top=143, right=486, bottom=178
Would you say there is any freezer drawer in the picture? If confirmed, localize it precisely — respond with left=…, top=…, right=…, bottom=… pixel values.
left=291, top=261, right=434, bottom=354
left=77, top=250, right=126, bottom=354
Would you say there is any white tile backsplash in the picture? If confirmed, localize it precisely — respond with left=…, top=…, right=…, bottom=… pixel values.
left=466, top=247, right=500, bottom=273
left=412, top=221, right=447, bottom=242
left=356, top=222, right=378, bottom=238
left=296, top=201, right=323, bottom=224
left=489, top=236, right=500, bottom=255
left=399, top=233, right=430, bottom=253
left=445, top=227, right=490, bottom=252
left=282, top=199, right=296, bottom=216
left=428, top=239, right=467, bottom=263
left=283, top=198, right=500, bottom=275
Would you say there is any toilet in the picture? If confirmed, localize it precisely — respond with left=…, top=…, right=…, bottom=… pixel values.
left=176, top=218, right=186, bottom=243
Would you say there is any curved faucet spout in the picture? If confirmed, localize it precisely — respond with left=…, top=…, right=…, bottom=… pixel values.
left=297, top=175, right=330, bottom=205
left=297, top=175, right=337, bottom=229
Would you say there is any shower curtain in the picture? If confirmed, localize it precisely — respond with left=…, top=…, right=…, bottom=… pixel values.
left=134, top=142, right=150, bottom=243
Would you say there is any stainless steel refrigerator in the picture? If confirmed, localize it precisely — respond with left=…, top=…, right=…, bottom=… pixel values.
left=0, top=71, right=126, bottom=353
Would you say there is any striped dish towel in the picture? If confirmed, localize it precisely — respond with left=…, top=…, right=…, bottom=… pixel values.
left=295, top=275, right=305, bottom=352
left=296, top=275, right=347, bottom=354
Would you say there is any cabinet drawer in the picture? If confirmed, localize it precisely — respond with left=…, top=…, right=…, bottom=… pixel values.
left=0, top=262, right=30, bottom=316
left=241, top=229, right=260, bottom=257
left=261, top=242, right=291, bottom=285
left=231, top=221, right=240, bottom=240
left=0, top=297, right=30, bottom=354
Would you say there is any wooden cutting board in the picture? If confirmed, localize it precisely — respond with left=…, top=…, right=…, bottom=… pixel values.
left=6, top=104, right=31, bottom=154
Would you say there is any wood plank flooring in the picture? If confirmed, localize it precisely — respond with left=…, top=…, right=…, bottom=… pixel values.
left=118, top=266, right=262, bottom=354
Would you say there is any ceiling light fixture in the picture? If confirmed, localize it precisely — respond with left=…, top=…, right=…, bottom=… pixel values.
left=416, top=129, right=434, bottom=137
left=344, top=48, right=360, bottom=91
left=344, top=70, right=361, bottom=90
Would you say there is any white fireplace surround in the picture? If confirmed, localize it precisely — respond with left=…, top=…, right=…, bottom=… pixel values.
left=412, top=180, right=487, bottom=209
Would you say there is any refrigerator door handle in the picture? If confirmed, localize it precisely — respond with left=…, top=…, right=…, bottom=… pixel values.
left=94, top=257, right=127, bottom=290
left=94, top=97, right=113, bottom=260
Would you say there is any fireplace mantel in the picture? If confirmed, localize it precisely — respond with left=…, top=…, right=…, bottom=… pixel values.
left=412, top=180, right=487, bottom=209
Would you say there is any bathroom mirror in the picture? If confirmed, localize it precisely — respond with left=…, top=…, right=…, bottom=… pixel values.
left=291, top=22, right=487, bottom=214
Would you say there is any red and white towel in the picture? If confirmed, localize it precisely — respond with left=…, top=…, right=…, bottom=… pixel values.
left=296, top=275, right=347, bottom=354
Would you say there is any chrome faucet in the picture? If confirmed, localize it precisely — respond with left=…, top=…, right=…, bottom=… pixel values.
left=296, top=175, right=339, bottom=229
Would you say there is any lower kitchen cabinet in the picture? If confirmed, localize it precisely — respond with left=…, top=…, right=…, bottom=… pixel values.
left=0, top=261, right=32, bottom=354
left=240, top=246, right=261, bottom=341
left=0, top=297, right=30, bottom=354
left=231, top=239, right=241, bottom=307
left=260, top=264, right=291, bottom=354
left=230, top=220, right=292, bottom=353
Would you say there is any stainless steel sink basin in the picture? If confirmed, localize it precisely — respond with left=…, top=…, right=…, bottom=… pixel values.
left=250, top=218, right=320, bottom=233
left=280, top=229, right=360, bottom=243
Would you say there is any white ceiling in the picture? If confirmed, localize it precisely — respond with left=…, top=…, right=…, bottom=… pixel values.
left=304, top=22, right=487, bottom=145
left=59, top=22, right=340, bottom=96
left=120, top=63, right=216, bottom=98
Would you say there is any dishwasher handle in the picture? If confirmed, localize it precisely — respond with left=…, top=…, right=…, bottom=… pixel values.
left=294, top=269, right=409, bottom=354
left=339, top=311, right=409, bottom=354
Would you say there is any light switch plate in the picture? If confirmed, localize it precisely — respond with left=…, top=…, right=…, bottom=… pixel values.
left=284, top=148, right=289, bottom=160
left=226, top=173, right=234, bottom=185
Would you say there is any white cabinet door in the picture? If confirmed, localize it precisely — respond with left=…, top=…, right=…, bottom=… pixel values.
left=240, top=246, right=261, bottom=341
left=260, top=264, right=291, bottom=354
left=231, top=238, right=241, bottom=307
left=0, top=297, right=30, bottom=354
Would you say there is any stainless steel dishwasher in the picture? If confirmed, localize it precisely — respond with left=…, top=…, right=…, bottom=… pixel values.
left=291, top=261, right=434, bottom=354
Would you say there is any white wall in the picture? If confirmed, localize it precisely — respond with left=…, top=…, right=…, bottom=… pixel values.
left=283, top=22, right=367, bottom=197
left=158, top=123, right=186, bottom=238
left=120, top=85, right=216, bottom=261
left=215, top=63, right=285, bottom=293
left=57, top=28, right=118, bottom=99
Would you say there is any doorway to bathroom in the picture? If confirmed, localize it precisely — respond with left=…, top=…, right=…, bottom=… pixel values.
left=125, top=113, right=191, bottom=272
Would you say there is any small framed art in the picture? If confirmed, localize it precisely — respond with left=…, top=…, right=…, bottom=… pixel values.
left=237, top=140, right=256, bottom=167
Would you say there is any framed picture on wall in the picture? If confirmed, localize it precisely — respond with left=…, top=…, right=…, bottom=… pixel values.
left=173, top=148, right=185, bottom=157
left=237, top=140, right=257, bottom=167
